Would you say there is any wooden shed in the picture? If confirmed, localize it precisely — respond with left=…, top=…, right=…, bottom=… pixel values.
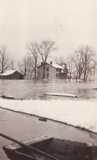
left=0, top=70, right=24, bottom=79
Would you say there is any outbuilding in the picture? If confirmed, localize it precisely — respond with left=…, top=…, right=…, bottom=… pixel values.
left=0, top=70, right=24, bottom=79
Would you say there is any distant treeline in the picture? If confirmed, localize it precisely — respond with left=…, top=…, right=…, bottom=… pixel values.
left=0, top=41, right=97, bottom=81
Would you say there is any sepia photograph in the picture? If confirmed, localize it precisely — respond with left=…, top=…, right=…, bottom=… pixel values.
left=0, top=0, right=97, bottom=159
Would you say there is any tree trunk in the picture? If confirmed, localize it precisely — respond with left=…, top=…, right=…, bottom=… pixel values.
left=43, top=64, right=45, bottom=79
left=34, top=67, right=37, bottom=79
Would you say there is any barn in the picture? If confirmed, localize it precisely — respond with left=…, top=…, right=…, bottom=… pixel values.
left=0, top=70, right=24, bottom=79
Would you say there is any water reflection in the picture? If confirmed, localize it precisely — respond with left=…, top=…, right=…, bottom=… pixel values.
left=0, top=79, right=97, bottom=100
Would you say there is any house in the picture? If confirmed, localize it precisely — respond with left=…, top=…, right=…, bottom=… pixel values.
left=0, top=70, right=24, bottom=79
left=37, top=62, right=68, bottom=79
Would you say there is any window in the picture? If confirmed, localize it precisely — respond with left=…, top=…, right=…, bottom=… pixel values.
left=47, top=67, right=49, bottom=71
left=56, top=68, right=61, bottom=72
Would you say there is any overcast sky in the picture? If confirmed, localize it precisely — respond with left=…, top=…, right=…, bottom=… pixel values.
left=0, top=0, right=97, bottom=60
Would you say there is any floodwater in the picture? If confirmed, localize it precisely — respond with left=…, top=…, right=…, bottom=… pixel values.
left=0, top=80, right=97, bottom=159
left=0, top=79, right=97, bottom=100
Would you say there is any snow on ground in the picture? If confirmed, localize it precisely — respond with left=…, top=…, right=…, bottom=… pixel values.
left=0, top=98, right=97, bottom=133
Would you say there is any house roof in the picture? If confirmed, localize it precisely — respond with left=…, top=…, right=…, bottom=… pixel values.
left=38, top=62, right=64, bottom=69
left=52, top=63, right=64, bottom=69
left=0, top=70, right=23, bottom=76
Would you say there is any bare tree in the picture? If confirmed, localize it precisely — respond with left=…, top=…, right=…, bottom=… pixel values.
left=66, top=57, right=75, bottom=80
left=27, top=42, right=39, bottom=79
left=0, top=46, right=12, bottom=73
left=72, top=54, right=83, bottom=80
left=38, top=40, right=55, bottom=63
left=38, top=40, right=55, bottom=79
left=73, top=46, right=97, bottom=81
left=18, top=55, right=34, bottom=79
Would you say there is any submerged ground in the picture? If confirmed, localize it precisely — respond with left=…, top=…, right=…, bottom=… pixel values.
left=0, top=79, right=97, bottom=132
left=0, top=79, right=97, bottom=100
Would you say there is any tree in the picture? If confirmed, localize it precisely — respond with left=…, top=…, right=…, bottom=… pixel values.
left=72, top=54, right=83, bottom=80
left=0, top=46, right=12, bottom=73
left=27, top=42, right=39, bottom=79
left=38, top=40, right=55, bottom=79
left=18, top=55, right=34, bottom=79
left=10, top=60, right=15, bottom=70
left=73, top=46, right=97, bottom=81
left=66, top=57, right=75, bottom=80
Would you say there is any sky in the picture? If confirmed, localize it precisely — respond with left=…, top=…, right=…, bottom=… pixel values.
left=0, top=0, right=97, bottom=61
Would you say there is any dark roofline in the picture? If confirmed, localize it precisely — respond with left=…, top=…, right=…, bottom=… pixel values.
left=37, top=62, right=63, bottom=70
left=37, top=62, right=49, bottom=68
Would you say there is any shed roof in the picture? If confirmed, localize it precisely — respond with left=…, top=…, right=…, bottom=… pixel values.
left=0, top=70, right=23, bottom=76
